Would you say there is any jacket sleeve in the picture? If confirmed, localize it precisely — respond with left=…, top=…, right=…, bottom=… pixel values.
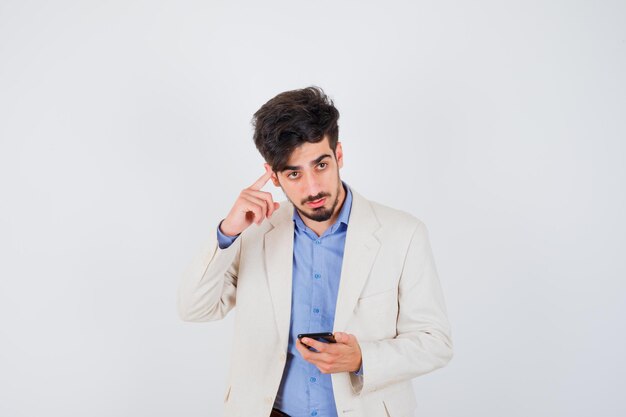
left=350, top=220, right=453, bottom=394
left=177, top=225, right=241, bottom=322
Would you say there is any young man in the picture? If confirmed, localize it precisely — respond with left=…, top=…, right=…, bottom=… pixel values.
left=178, top=87, right=453, bottom=417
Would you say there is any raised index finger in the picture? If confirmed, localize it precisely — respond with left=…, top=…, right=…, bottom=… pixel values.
left=249, top=166, right=273, bottom=191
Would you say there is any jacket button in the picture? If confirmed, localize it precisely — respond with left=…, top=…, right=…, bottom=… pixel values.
left=265, top=396, right=273, bottom=404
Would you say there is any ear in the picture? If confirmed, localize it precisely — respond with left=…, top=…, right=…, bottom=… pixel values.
left=335, top=141, right=344, bottom=169
left=264, top=162, right=280, bottom=187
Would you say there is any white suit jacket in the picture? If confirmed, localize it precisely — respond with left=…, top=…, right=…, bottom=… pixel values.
left=178, top=187, right=453, bottom=417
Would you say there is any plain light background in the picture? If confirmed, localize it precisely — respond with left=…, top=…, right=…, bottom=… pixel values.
left=1, top=1, right=625, bottom=416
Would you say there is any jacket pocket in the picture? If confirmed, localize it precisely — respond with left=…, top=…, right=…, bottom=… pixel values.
left=223, top=385, right=231, bottom=403
left=382, top=386, right=416, bottom=417
left=354, top=288, right=398, bottom=340
left=358, top=287, right=396, bottom=301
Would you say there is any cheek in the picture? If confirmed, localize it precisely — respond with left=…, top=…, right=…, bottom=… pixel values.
left=282, top=186, right=302, bottom=203
left=324, top=170, right=340, bottom=189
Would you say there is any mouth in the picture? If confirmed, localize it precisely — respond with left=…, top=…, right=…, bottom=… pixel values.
left=306, top=198, right=326, bottom=208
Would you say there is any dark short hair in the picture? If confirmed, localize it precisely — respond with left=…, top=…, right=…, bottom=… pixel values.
left=252, top=86, right=340, bottom=172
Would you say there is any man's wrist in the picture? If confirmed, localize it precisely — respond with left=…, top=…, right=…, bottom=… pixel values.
left=218, top=219, right=240, bottom=237
left=217, top=220, right=240, bottom=250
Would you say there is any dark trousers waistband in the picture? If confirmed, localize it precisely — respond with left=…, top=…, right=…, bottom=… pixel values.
left=270, top=408, right=291, bottom=417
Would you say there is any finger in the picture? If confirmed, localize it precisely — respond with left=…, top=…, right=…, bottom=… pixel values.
left=296, top=342, right=332, bottom=367
left=241, top=193, right=269, bottom=218
left=334, top=332, right=352, bottom=345
left=244, top=190, right=275, bottom=217
left=334, top=332, right=356, bottom=346
left=295, top=338, right=314, bottom=361
left=240, top=201, right=264, bottom=225
left=301, top=337, right=329, bottom=353
left=249, top=165, right=273, bottom=191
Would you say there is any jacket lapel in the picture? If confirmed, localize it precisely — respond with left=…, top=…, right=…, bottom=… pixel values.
left=264, top=202, right=295, bottom=349
left=333, top=189, right=381, bottom=332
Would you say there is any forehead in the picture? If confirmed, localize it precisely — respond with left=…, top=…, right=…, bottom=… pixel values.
left=286, top=137, right=333, bottom=165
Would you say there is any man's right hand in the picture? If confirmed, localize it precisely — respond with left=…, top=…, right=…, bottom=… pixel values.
left=219, top=165, right=280, bottom=237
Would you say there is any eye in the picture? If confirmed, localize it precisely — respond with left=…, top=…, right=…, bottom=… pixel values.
left=318, top=162, right=328, bottom=169
left=287, top=172, right=299, bottom=179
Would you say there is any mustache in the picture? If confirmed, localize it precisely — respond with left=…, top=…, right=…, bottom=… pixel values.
left=303, top=193, right=330, bottom=204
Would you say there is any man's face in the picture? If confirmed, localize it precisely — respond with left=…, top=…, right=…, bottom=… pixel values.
left=267, top=136, right=344, bottom=223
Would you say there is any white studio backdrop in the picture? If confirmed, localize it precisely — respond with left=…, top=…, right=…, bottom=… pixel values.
left=1, top=1, right=625, bottom=416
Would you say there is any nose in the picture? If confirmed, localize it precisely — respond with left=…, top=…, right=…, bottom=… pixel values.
left=302, top=172, right=321, bottom=199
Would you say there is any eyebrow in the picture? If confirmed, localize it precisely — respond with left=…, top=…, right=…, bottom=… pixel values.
left=281, top=154, right=332, bottom=172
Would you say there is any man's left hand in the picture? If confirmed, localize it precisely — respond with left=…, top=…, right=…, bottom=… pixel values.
left=295, top=332, right=362, bottom=374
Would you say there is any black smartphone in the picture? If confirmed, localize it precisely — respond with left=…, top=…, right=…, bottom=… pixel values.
left=297, top=332, right=336, bottom=349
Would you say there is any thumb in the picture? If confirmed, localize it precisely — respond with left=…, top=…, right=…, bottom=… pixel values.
left=334, top=332, right=347, bottom=344
left=274, top=202, right=280, bottom=209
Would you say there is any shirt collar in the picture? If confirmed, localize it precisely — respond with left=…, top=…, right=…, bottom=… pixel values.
left=292, top=181, right=353, bottom=235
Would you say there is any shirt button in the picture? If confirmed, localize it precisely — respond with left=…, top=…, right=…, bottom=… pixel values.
left=314, top=273, right=321, bottom=279
left=311, top=411, right=318, bottom=416
left=313, top=308, right=320, bottom=314
left=310, top=377, right=317, bottom=382
left=315, top=239, right=321, bottom=244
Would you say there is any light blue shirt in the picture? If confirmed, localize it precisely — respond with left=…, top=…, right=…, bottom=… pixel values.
left=217, top=181, right=362, bottom=417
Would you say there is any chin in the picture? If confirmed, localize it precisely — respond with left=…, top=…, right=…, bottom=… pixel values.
left=306, top=208, right=334, bottom=222
left=294, top=202, right=326, bottom=221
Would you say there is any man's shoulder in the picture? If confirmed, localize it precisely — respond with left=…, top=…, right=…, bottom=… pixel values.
left=353, top=189, right=424, bottom=231
left=370, top=199, right=421, bottom=225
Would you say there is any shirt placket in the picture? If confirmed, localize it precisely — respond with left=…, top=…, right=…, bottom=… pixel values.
left=309, top=233, right=324, bottom=417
